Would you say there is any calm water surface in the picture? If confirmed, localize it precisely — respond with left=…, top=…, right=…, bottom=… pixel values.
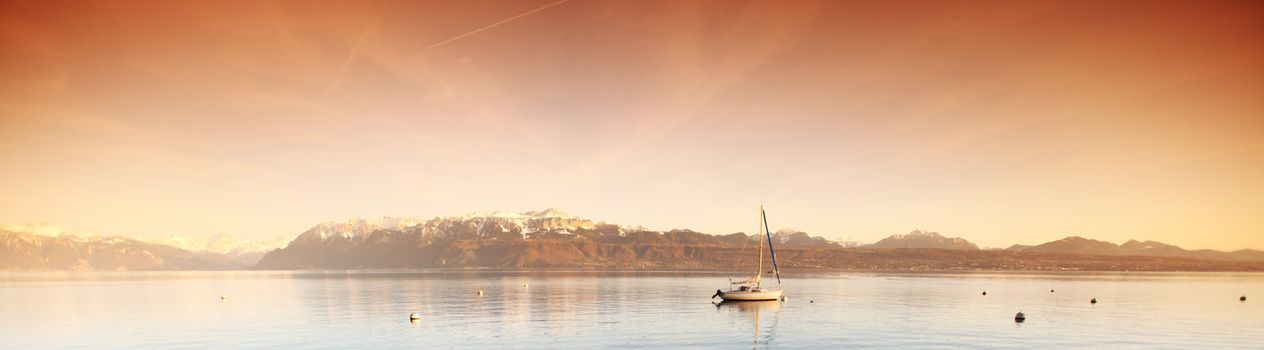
left=1, top=271, right=1261, bottom=349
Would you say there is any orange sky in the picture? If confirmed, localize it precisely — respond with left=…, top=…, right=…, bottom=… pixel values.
left=1, top=0, right=1261, bottom=250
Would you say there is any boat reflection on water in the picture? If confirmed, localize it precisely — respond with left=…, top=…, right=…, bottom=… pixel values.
left=715, top=300, right=783, bottom=313
left=714, top=300, right=783, bottom=348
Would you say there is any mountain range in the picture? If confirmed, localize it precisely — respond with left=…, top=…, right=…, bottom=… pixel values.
left=140, top=234, right=287, bottom=265
left=865, top=231, right=1264, bottom=262
left=4, top=209, right=1262, bottom=271
left=0, top=230, right=241, bottom=271
left=1007, top=236, right=1264, bottom=262
left=0, top=224, right=285, bottom=270
left=256, top=209, right=849, bottom=269
left=254, top=209, right=1264, bottom=270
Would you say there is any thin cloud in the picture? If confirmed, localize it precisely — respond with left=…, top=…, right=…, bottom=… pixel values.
left=425, top=0, right=570, bottom=50
left=322, top=24, right=373, bottom=103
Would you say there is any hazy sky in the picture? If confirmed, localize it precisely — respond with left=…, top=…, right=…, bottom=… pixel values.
left=2, top=0, right=1261, bottom=250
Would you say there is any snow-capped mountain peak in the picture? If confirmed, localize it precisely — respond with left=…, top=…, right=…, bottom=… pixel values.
left=3, top=224, right=98, bottom=241
left=524, top=208, right=572, bottom=218
left=295, top=209, right=601, bottom=244
left=869, top=230, right=979, bottom=250
left=298, top=216, right=429, bottom=241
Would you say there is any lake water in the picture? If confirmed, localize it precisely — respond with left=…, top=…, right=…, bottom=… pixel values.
left=1, top=271, right=1261, bottom=349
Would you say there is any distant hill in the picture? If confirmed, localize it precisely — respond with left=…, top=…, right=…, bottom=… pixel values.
left=1006, top=244, right=1033, bottom=251
left=866, top=230, right=979, bottom=250
left=1015, top=237, right=1264, bottom=262
left=0, top=230, right=243, bottom=271
left=1022, top=236, right=1121, bottom=255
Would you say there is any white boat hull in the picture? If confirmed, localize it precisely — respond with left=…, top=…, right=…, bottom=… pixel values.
left=719, top=288, right=783, bottom=301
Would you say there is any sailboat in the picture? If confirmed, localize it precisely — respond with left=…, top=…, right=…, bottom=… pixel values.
left=713, top=205, right=784, bottom=301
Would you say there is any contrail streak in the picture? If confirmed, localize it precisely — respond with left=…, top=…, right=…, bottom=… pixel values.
left=322, top=24, right=372, bottom=103
left=426, top=0, right=570, bottom=49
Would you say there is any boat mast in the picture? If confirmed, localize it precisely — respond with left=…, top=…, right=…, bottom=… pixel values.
left=762, top=206, right=782, bottom=286
left=756, top=205, right=764, bottom=288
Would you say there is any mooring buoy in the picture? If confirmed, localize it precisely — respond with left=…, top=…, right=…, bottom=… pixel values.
left=982, top=291, right=987, bottom=296
left=1241, top=295, right=1246, bottom=301
left=1050, top=289, right=1055, bottom=293
left=1015, top=311, right=1026, bottom=322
